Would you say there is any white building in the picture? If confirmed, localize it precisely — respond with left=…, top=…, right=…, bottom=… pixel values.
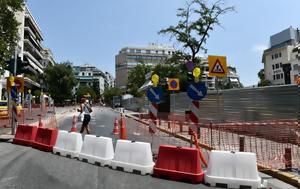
left=0, top=4, right=55, bottom=100
left=262, top=27, right=300, bottom=85
left=105, top=71, right=115, bottom=88
left=73, top=64, right=113, bottom=96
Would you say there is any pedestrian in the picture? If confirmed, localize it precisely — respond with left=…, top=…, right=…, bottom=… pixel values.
left=79, top=98, right=92, bottom=134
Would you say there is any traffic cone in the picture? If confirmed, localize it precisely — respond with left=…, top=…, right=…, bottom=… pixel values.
left=113, top=117, right=119, bottom=135
left=38, top=117, right=44, bottom=127
left=70, top=115, right=77, bottom=132
left=119, top=114, right=127, bottom=140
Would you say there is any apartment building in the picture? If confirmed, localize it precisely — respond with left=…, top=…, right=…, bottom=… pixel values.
left=0, top=4, right=55, bottom=100
left=73, top=64, right=114, bottom=96
left=262, top=27, right=300, bottom=85
left=115, top=44, right=176, bottom=89
left=105, top=71, right=115, bottom=88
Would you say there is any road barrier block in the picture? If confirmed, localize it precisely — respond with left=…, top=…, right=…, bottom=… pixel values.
left=13, top=124, right=38, bottom=146
left=32, top=127, right=58, bottom=152
left=111, top=140, right=154, bottom=175
left=153, top=145, right=204, bottom=183
left=78, top=135, right=114, bottom=166
left=53, top=130, right=83, bottom=158
left=204, top=150, right=262, bottom=188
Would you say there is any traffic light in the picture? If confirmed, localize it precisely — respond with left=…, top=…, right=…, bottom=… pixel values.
left=5, top=56, right=30, bottom=75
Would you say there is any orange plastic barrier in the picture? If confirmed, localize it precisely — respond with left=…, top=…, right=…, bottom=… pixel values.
left=31, top=127, right=58, bottom=152
left=153, top=145, right=204, bottom=183
left=13, top=124, right=38, bottom=146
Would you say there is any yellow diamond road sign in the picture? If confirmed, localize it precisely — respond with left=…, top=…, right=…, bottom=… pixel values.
left=208, top=55, right=228, bottom=77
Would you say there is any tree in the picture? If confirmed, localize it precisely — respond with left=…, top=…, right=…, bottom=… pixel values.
left=159, top=0, right=234, bottom=62
left=44, top=61, right=77, bottom=103
left=103, top=87, right=121, bottom=105
left=0, top=0, right=24, bottom=74
left=257, top=68, right=271, bottom=87
left=127, top=63, right=152, bottom=97
left=76, top=85, right=97, bottom=102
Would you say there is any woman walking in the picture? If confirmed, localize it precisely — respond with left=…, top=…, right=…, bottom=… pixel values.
left=79, top=98, right=92, bottom=134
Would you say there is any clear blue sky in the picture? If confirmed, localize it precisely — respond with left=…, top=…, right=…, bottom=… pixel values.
left=27, top=0, right=299, bottom=86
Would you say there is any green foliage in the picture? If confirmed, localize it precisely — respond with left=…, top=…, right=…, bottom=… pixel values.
left=76, top=85, right=97, bottom=102
left=257, top=68, right=271, bottom=87
left=44, top=61, right=77, bottom=103
left=103, top=87, right=121, bottom=105
left=0, top=0, right=23, bottom=74
left=33, top=89, right=41, bottom=104
left=127, top=63, right=152, bottom=96
left=159, top=0, right=234, bottom=62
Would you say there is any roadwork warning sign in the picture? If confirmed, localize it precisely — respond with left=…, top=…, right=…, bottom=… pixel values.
left=208, top=55, right=227, bottom=77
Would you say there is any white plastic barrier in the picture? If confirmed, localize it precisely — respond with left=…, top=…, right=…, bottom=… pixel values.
left=111, top=140, right=154, bottom=175
left=53, top=131, right=83, bottom=158
left=78, top=135, right=114, bottom=166
left=205, top=150, right=262, bottom=189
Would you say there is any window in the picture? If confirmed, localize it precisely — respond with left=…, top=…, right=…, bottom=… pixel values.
left=272, top=65, right=275, bottom=70
left=168, top=51, right=171, bottom=55
left=273, top=75, right=276, bottom=80
left=156, top=50, right=158, bottom=54
left=82, top=72, right=85, bottom=76
left=272, top=55, right=274, bottom=60
left=136, top=49, right=141, bottom=53
left=88, top=73, right=91, bottom=76
left=162, top=50, right=165, bottom=54
left=275, top=54, right=278, bottom=59
left=276, top=74, right=280, bottom=79
left=280, top=63, right=282, bottom=68
left=146, top=50, right=150, bottom=54
left=129, top=49, right=135, bottom=53
left=279, top=52, right=282, bottom=57
left=280, top=73, right=283, bottom=79
left=275, top=64, right=279, bottom=69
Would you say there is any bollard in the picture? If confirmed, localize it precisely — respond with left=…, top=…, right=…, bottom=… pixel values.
left=284, top=148, right=292, bottom=170
left=239, top=136, right=245, bottom=152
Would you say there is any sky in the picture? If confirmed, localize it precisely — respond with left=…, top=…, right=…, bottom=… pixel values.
left=26, top=0, right=300, bottom=86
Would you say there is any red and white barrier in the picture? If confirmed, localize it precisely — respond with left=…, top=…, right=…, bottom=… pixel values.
left=189, top=100, right=200, bottom=133
left=149, top=102, right=158, bottom=133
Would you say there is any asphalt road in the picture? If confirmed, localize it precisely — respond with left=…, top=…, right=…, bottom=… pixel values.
left=0, top=106, right=296, bottom=189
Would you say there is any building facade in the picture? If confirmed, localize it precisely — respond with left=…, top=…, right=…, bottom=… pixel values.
left=105, top=71, right=115, bottom=89
left=0, top=4, right=55, bottom=100
left=73, top=64, right=114, bottom=97
left=262, top=27, right=300, bottom=85
left=115, top=44, right=176, bottom=89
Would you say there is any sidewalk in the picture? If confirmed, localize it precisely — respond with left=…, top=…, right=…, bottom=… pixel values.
left=0, top=106, right=75, bottom=140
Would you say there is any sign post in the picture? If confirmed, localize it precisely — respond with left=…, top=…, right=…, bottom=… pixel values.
left=187, top=67, right=207, bottom=146
left=26, top=89, right=33, bottom=120
left=9, top=77, right=18, bottom=135
left=168, top=78, right=180, bottom=114
left=146, top=74, right=163, bottom=134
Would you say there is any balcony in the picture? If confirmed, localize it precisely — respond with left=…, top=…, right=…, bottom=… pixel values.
left=23, top=51, right=44, bottom=73
left=24, top=38, right=44, bottom=60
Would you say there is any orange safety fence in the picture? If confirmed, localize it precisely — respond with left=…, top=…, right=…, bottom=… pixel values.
left=127, top=113, right=300, bottom=171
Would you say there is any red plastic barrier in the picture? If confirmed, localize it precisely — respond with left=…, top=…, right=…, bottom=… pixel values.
left=153, top=145, right=204, bottom=183
left=13, top=124, right=38, bottom=146
left=31, top=127, right=58, bottom=152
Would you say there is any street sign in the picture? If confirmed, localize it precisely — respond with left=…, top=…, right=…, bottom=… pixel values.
left=11, top=86, right=18, bottom=99
left=6, top=77, right=24, bottom=93
left=208, top=55, right=227, bottom=77
left=168, top=78, right=180, bottom=91
left=147, top=86, right=163, bottom=103
left=187, top=82, right=207, bottom=100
